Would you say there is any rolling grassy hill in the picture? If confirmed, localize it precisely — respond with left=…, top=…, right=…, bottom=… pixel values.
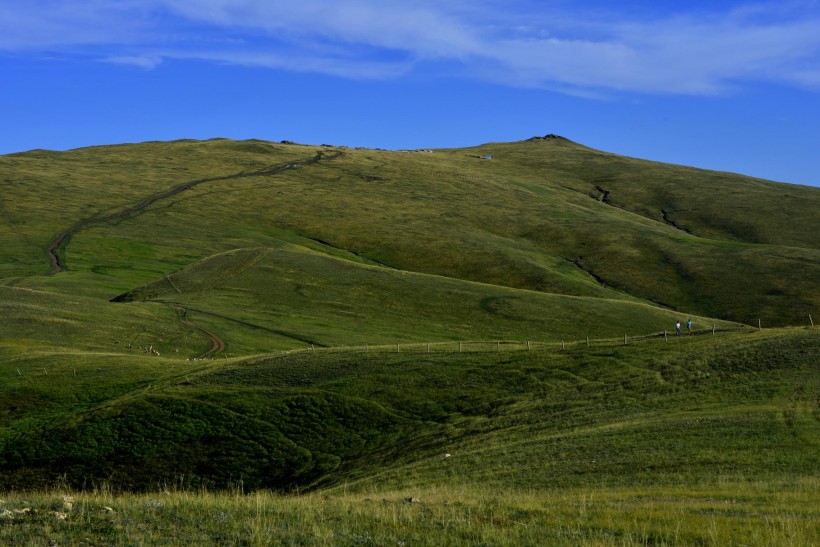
left=0, top=136, right=818, bottom=543
left=2, top=136, right=819, bottom=328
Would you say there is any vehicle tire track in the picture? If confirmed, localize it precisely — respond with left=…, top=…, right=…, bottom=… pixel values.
left=176, top=307, right=226, bottom=359
left=46, top=150, right=342, bottom=273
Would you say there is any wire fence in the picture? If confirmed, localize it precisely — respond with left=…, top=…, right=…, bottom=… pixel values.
left=296, top=325, right=771, bottom=357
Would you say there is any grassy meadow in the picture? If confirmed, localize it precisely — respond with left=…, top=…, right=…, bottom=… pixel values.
left=1, top=137, right=818, bottom=543
left=1, top=479, right=817, bottom=545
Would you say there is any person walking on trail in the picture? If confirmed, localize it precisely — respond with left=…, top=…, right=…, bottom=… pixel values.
left=687, top=319, right=693, bottom=334
left=675, top=321, right=681, bottom=336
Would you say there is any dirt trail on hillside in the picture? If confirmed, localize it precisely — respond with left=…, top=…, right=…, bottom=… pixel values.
left=46, top=150, right=342, bottom=274
left=176, top=307, right=226, bottom=359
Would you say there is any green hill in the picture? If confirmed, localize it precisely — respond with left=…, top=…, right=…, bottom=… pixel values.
left=0, top=137, right=818, bottom=542
left=2, top=137, right=818, bottom=329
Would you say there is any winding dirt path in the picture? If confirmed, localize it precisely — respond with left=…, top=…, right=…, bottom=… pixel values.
left=176, top=307, right=226, bottom=359
left=46, top=150, right=341, bottom=273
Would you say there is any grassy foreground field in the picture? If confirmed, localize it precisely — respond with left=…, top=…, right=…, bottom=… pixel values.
left=1, top=479, right=817, bottom=545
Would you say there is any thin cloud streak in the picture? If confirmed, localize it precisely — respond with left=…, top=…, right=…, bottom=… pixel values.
left=2, top=1, right=820, bottom=96
left=104, top=55, right=163, bottom=70
left=170, top=49, right=413, bottom=79
left=160, top=0, right=483, bottom=58
left=486, top=16, right=820, bottom=94
left=0, top=1, right=153, bottom=50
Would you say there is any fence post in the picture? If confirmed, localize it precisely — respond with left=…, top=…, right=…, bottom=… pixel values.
left=624, top=334, right=627, bottom=345
left=811, top=315, right=815, bottom=327
left=586, top=336, right=590, bottom=348
left=427, top=343, right=430, bottom=353
left=712, top=324, right=715, bottom=335
left=497, top=341, right=500, bottom=352
left=561, top=340, right=565, bottom=350
left=397, top=343, right=400, bottom=353
left=527, top=341, right=531, bottom=351
left=758, top=319, right=762, bottom=330
left=664, top=330, right=667, bottom=341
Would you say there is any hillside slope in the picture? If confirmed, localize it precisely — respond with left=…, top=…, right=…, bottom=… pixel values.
left=109, top=245, right=736, bottom=354
left=1, top=137, right=818, bottom=333
left=0, top=329, right=816, bottom=492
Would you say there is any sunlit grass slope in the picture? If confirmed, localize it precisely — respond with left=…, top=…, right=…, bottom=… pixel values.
left=109, top=246, right=738, bottom=353
left=1, top=244, right=738, bottom=359
left=0, top=285, right=205, bottom=356
left=0, top=140, right=310, bottom=279
left=2, top=137, right=819, bottom=327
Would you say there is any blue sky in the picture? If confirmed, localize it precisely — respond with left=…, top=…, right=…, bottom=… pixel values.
left=2, top=1, right=820, bottom=186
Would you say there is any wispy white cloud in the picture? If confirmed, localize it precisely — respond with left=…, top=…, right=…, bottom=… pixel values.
left=0, top=1, right=152, bottom=50
left=173, top=49, right=412, bottom=79
left=481, top=13, right=820, bottom=94
left=2, top=0, right=820, bottom=95
left=159, top=0, right=483, bottom=57
left=104, top=55, right=163, bottom=70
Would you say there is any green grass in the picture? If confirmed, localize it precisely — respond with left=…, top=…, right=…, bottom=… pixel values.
left=0, top=285, right=205, bottom=355
left=0, top=328, right=817, bottom=544
left=110, top=245, right=740, bottom=352
left=1, top=479, right=818, bottom=545
left=4, top=324, right=816, bottom=544
left=3, top=137, right=819, bottom=326
left=1, top=329, right=816, bottom=493
left=1, top=137, right=819, bottom=543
